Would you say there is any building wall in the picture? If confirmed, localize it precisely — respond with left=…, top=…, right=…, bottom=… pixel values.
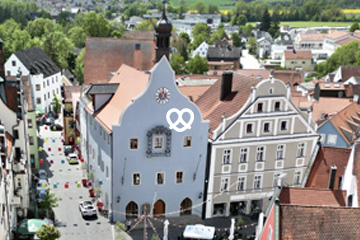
left=4, top=54, right=30, bottom=77
left=87, top=116, right=112, bottom=209
left=317, top=121, right=349, bottom=148
left=112, top=58, right=209, bottom=221
left=27, top=111, right=39, bottom=169
left=259, top=204, right=275, bottom=240
left=284, top=59, right=314, bottom=71
left=205, top=78, right=318, bottom=218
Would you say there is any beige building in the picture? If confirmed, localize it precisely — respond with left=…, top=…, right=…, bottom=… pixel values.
left=282, top=50, right=314, bottom=71
left=195, top=72, right=319, bottom=218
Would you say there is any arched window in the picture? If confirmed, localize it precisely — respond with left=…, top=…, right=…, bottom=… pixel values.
left=126, top=201, right=138, bottom=219
left=180, top=198, right=192, bottom=215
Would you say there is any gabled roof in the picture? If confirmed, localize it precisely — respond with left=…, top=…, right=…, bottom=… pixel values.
left=279, top=187, right=346, bottom=206
left=194, top=73, right=260, bottom=138
left=336, top=37, right=360, bottom=46
left=83, top=37, right=156, bottom=86
left=341, top=66, right=360, bottom=81
left=178, top=85, right=211, bottom=102
left=273, top=70, right=304, bottom=87
left=306, top=146, right=351, bottom=189
left=207, top=46, right=241, bottom=60
left=88, top=64, right=149, bottom=131
left=328, top=102, right=360, bottom=146
left=280, top=205, right=360, bottom=239
left=312, top=97, right=352, bottom=123
left=318, top=81, right=345, bottom=90
left=284, top=50, right=312, bottom=60
left=326, top=30, right=351, bottom=40
left=299, top=33, right=327, bottom=42
left=64, top=86, right=82, bottom=103
left=14, top=47, right=61, bottom=78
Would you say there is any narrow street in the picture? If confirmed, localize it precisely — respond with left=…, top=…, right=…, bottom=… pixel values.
left=241, top=49, right=263, bottom=69
left=38, top=125, right=113, bottom=240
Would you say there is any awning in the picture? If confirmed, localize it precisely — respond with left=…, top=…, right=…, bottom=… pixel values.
left=183, top=224, right=215, bottom=239
left=17, top=219, right=50, bottom=235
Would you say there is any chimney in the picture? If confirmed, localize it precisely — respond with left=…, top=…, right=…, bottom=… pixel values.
left=220, top=71, right=233, bottom=101
left=328, top=165, right=337, bottom=189
left=0, top=38, right=5, bottom=80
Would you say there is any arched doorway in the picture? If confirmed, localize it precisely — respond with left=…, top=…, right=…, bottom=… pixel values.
left=180, top=198, right=192, bottom=215
left=153, top=200, right=165, bottom=217
left=126, top=201, right=138, bottom=219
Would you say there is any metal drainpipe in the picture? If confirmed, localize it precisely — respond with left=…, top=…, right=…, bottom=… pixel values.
left=110, top=132, right=113, bottom=222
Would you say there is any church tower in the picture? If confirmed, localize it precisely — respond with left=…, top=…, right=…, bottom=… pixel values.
left=154, top=0, right=172, bottom=62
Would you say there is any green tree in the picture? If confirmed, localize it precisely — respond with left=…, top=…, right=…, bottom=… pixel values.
left=51, top=94, right=61, bottom=114
left=36, top=224, right=61, bottom=240
left=81, top=12, right=111, bottom=37
left=260, top=7, right=271, bottom=32
left=172, top=36, right=189, bottom=61
left=207, top=4, right=219, bottom=14
left=350, top=22, right=360, bottom=32
left=170, top=53, right=186, bottom=74
left=41, top=31, right=74, bottom=69
left=240, top=23, right=254, bottom=35
left=105, top=10, right=112, bottom=20
left=179, top=32, right=191, bottom=44
left=135, top=19, right=157, bottom=31
left=186, top=55, right=208, bottom=74
left=192, top=23, right=211, bottom=40
left=39, top=189, right=61, bottom=219
left=68, top=26, right=86, bottom=48
left=58, top=11, right=71, bottom=27
left=194, top=1, right=206, bottom=13
left=246, top=37, right=257, bottom=55
left=210, top=23, right=228, bottom=42
left=11, top=29, right=32, bottom=52
left=74, top=49, right=85, bottom=84
left=26, top=18, right=59, bottom=38
left=231, top=32, right=241, bottom=47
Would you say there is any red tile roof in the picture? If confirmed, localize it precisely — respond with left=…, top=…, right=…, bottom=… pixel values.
left=328, top=102, right=360, bottom=146
left=326, top=30, right=351, bottom=40
left=280, top=205, right=360, bottom=239
left=64, top=86, right=82, bottom=103
left=273, top=70, right=304, bottom=87
left=284, top=50, right=312, bottom=60
left=83, top=37, right=155, bottom=86
left=88, top=64, right=149, bottom=131
left=311, top=97, right=352, bottom=123
left=178, top=85, right=212, bottom=102
left=306, top=146, right=351, bottom=190
left=336, top=37, right=360, bottom=46
left=279, top=187, right=346, bottom=206
left=341, top=66, right=360, bottom=81
left=194, top=73, right=261, bottom=138
left=300, top=33, right=327, bottom=42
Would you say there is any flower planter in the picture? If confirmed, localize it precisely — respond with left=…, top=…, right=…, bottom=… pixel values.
left=82, top=179, right=88, bottom=187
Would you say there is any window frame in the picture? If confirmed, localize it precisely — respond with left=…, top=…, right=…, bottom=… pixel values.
left=254, top=175, right=262, bottom=190
left=294, top=171, right=302, bottom=185
left=237, top=176, right=246, bottom=191
left=239, top=148, right=248, bottom=163
left=176, top=171, right=183, bottom=184
left=156, top=172, right=165, bottom=185
left=35, top=84, right=41, bottom=91
left=256, top=146, right=265, bottom=162
left=153, top=136, right=164, bottom=149
left=220, top=177, right=229, bottom=192
left=246, top=123, right=253, bottom=134
left=274, top=101, right=281, bottom=111
left=297, top=143, right=306, bottom=158
left=183, top=136, right=192, bottom=148
left=263, top=122, right=271, bottom=133
left=280, top=120, right=288, bottom=131
left=276, top=144, right=285, bottom=160
left=133, top=173, right=141, bottom=186
left=222, top=149, right=232, bottom=165
left=130, top=138, right=139, bottom=150
left=257, top=102, right=263, bottom=112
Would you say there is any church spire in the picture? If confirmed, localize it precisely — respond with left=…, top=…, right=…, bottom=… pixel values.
left=154, top=0, right=172, bottom=62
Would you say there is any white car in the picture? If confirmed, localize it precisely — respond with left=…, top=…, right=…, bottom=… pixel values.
left=36, top=180, right=49, bottom=192
left=67, top=153, right=79, bottom=164
left=79, top=201, right=97, bottom=217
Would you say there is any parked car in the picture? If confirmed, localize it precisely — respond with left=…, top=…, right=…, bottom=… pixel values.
left=50, top=124, right=63, bottom=131
left=44, top=117, right=55, bottom=126
left=37, top=190, right=47, bottom=202
left=64, top=145, right=73, bottom=156
left=67, top=153, right=78, bottom=164
left=79, top=201, right=97, bottom=217
left=36, top=180, right=49, bottom=192
left=38, top=170, right=47, bottom=181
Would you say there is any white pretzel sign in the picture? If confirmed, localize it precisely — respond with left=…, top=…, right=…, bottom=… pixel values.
left=166, top=108, right=194, bottom=133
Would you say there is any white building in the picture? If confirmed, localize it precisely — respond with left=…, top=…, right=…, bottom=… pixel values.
left=5, top=47, right=62, bottom=113
left=257, top=37, right=272, bottom=58
left=192, top=41, right=209, bottom=58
